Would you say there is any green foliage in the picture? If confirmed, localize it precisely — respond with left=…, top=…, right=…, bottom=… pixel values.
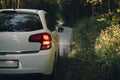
left=95, top=25, right=120, bottom=79
left=67, top=16, right=109, bottom=80
left=67, top=14, right=120, bottom=80
left=95, top=25, right=120, bottom=58
left=86, top=0, right=99, bottom=4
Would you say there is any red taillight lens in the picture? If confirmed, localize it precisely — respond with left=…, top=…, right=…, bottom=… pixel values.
left=29, top=33, right=51, bottom=50
left=43, top=34, right=50, bottom=40
left=29, top=34, right=42, bottom=42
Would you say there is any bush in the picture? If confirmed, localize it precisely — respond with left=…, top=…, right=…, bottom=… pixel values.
left=67, top=16, right=109, bottom=80
left=67, top=14, right=120, bottom=80
left=95, top=24, right=120, bottom=79
left=95, top=25, right=120, bottom=58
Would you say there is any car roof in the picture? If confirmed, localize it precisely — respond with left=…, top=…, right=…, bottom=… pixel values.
left=0, top=9, right=47, bottom=14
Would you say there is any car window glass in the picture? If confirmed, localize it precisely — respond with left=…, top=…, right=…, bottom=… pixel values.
left=0, top=12, right=43, bottom=32
left=45, top=14, right=55, bottom=31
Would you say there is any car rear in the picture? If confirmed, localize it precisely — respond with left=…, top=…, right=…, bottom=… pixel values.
left=0, top=9, right=57, bottom=75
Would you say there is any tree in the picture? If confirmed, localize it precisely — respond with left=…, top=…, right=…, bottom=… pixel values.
left=16, top=0, right=20, bottom=8
left=0, top=0, right=2, bottom=8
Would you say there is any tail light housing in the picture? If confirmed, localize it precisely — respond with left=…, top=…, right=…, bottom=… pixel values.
left=29, top=33, right=51, bottom=50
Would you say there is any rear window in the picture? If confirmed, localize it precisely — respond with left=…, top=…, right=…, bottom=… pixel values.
left=0, top=12, right=43, bottom=32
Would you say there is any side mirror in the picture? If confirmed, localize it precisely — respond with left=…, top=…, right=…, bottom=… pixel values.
left=58, top=27, right=64, bottom=32
left=56, top=25, right=64, bottom=32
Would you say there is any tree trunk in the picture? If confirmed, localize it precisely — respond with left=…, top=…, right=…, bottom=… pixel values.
left=108, top=0, right=111, bottom=12
left=99, top=0, right=102, bottom=7
left=0, top=0, right=2, bottom=9
left=17, top=0, right=20, bottom=8
left=119, top=1, right=120, bottom=8
left=92, top=4, right=94, bottom=16
left=9, top=0, right=13, bottom=8
left=4, top=0, right=8, bottom=8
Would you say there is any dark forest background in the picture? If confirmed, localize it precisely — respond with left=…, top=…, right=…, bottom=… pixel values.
left=0, top=0, right=120, bottom=25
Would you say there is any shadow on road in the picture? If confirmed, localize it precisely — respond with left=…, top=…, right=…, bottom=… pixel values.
left=56, top=56, right=69, bottom=80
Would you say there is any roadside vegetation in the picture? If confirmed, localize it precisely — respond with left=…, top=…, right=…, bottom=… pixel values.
left=67, top=12, right=120, bottom=80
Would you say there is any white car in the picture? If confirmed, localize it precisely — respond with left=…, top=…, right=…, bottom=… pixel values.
left=0, top=9, right=62, bottom=79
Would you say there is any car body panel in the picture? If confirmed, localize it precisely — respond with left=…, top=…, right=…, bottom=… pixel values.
left=0, top=32, right=41, bottom=52
left=0, top=50, right=54, bottom=74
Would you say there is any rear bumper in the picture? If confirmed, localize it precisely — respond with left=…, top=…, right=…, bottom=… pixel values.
left=0, top=73, right=50, bottom=80
left=0, top=50, right=55, bottom=75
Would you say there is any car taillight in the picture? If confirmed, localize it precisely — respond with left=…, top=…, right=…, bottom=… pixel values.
left=29, top=33, right=51, bottom=50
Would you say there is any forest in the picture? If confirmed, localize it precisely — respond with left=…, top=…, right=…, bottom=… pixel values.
left=0, top=0, right=120, bottom=25
left=1, top=0, right=120, bottom=80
